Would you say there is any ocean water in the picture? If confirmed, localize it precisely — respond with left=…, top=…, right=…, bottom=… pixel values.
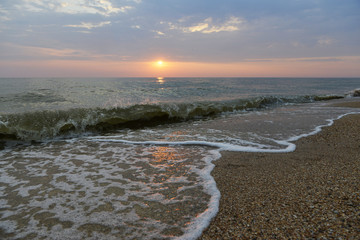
left=0, top=77, right=359, bottom=239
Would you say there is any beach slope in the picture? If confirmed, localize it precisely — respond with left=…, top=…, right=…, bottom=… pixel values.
left=200, top=102, right=360, bottom=239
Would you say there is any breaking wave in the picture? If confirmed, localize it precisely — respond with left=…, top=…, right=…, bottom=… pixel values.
left=0, top=94, right=345, bottom=141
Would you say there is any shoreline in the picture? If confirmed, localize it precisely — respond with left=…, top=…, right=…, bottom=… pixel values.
left=199, top=100, right=360, bottom=239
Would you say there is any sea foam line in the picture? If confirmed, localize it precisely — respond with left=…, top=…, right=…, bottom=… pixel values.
left=287, top=111, right=360, bottom=142
left=89, top=111, right=360, bottom=153
left=89, top=138, right=295, bottom=153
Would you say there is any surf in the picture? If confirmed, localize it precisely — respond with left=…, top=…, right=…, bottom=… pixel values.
left=0, top=94, right=347, bottom=141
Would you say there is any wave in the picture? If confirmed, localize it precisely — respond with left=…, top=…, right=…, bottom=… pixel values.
left=347, top=88, right=360, bottom=97
left=0, top=94, right=345, bottom=141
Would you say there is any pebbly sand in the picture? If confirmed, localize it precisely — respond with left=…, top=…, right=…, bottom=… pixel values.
left=199, top=100, right=360, bottom=239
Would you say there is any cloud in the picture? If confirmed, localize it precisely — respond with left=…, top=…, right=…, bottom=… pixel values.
left=18, top=0, right=134, bottom=16
left=0, top=6, right=11, bottom=22
left=154, top=30, right=165, bottom=36
left=296, top=57, right=342, bottom=62
left=0, top=42, right=88, bottom=58
left=168, top=16, right=246, bottom=34
left=64, top=21, right=111, bottom=30
left=317, top=36, right=335, bottom=46
left=244, top=56, right=351, bottom=63
left=0, top=42, right=125, bottom=60
left=1, top=0, right=359, bottom=69
left=0, top=6, right=11, bottom=33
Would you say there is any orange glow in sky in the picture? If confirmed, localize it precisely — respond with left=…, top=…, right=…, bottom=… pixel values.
left=1, top=57, right=360, bottom=78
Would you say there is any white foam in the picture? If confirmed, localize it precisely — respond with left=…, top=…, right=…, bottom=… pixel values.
left=16, top=184, right=42, bottom=197
left=2, top=109, right=360, bottom=240
left=177, top=150, right=221, bottom=240
left=90, top=138, right=295, bottom=153
left=85, top=111, right=360, bottom=239
left=287, top=112, right=360, bottom=142
left=91, top=112, right=360, bottom=154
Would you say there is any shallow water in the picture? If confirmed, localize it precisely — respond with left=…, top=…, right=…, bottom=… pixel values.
left=0, top=140, right=220, bottom=239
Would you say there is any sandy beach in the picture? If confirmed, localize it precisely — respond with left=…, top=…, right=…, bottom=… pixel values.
left=200, top=100, right=360, bottom=239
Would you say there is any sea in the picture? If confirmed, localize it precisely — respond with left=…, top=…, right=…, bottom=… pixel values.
left=0, top=77, right=359, bottom=239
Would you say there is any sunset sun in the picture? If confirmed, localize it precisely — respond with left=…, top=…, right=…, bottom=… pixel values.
left=157, top=60, right=164, bottom=66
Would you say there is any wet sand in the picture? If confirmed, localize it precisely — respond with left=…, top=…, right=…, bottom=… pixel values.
left=200, top=100, right=360, bottom=239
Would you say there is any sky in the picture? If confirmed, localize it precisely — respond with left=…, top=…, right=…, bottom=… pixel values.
left=0, top=0, right=359, bottom=77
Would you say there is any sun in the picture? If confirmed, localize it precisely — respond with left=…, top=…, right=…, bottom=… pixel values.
left=152, top=59, right=168, bottom=70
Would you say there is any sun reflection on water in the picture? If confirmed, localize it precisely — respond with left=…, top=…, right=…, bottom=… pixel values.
left=151, top=146, right=178, bottom=165
left=156, top=77, right=165, bottom=84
